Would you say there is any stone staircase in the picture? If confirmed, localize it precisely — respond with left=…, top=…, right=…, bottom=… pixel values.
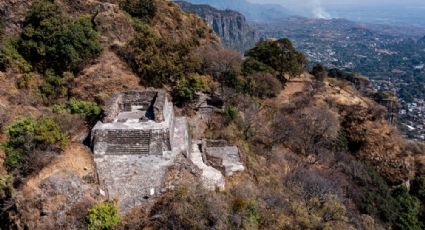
left=104, top=130, right=151, bottom=155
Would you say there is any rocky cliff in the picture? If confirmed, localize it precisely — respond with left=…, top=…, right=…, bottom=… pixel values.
left=176, top=1, right=257, bottom=52
left=181, top=0, right=291, bottom=22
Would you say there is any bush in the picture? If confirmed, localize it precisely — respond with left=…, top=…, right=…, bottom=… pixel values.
left=247, top=72, right=282, bottom=98
left=123, top=23, right=200, bottom=86
left=393, top=186, right=423, bottom=230
left=172, top=74, right=209, bottom=105
left=311, top=63, right=327, bottom=81
left=87, top=201, right=121, bottom=230
left=0, top=39, right=32, bottom=73
left=38, top=70, right=67, bottom=104
left=358, top=173, right=400, bottom=223
left=242, top=58, right=276, bottom=76
left=120, top=0, right=157, bottom=21
left=17, top=0, right=101, bottom=73
left=34, top=117, right=68, bottom=147
left=224, top=106, right=238, bottom=122
left=54, top=98, right=102, bottom=124
left=3, top=117, right=67, bottom=173
left=3, top=146, right=25, bottom=171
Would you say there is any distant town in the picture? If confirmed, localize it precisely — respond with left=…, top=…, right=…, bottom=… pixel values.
left=253, top=18, right=425, bottom=141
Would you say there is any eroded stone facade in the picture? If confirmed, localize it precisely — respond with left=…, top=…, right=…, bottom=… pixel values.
left=91, top=90, right=189, bottom=211
left=91, top=90, right=244, bottom=212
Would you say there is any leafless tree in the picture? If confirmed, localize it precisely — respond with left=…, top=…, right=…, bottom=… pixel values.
left=273, top=102, right=340, bottom=155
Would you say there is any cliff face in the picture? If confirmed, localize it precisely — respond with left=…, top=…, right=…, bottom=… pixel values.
left=176, top=1, right=257, bottom=52
left=181, top=0, right=291, bottom=22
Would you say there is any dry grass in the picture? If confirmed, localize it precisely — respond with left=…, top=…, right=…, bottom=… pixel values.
left=23, top=143, right=95, bottom=194
left=71, top=50, right=143, bottom=103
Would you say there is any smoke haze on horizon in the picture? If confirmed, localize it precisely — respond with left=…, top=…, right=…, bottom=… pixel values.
left=247, top=0, right=425, bottom=25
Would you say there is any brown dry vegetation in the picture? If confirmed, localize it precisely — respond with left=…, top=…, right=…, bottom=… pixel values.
left=0, top=0, right=424, bottom=229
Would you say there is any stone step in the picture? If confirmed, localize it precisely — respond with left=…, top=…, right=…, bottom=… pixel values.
left=106, top=145, right=150, bottom=155
left=106, top=139, right=150, bottom=145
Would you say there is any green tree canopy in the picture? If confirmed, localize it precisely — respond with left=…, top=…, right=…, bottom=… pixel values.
left=244, top=38, right=306, bottom=81
left=17, top=0, right=102, bottom=73
left=120, top=0, right=157, bottom=21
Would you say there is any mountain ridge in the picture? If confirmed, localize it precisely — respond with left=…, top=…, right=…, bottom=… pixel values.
left=180, top=0, right=291, bottom=22
left=175, top=1, right=257, bottom=51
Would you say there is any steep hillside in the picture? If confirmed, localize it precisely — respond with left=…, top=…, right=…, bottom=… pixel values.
left=0, top=0, right=424, bottom=230
left=175, top=1, right=257, bottom=52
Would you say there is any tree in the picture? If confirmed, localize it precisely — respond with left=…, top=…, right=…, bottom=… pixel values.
left=38, top=69, right=67, bottom=104
left=246, top=72, right=282, bottom=98
left=123, top=24, right=200, bottom=86
left=311, top=63, right=327, bottom=81
left=172, top=74, right=209, bottom=105
left=198, top=47, right=242, bottom=80
left=272, top=102, right=339, bottom=155
left=53, top=98, right=102, bottom=125
left=244, top=38, right=307, bottom=81
left=4, top=117, right=67, bottom=173
left=393, top=186, right=423, bottom=230
left=17, top=0, right=102, bottom=73
left=120, top=0, right=157, bottom=21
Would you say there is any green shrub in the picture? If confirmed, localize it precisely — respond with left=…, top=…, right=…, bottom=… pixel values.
left=124, top=22, right=200, bottom=87
left=17, top=0, right=101, bottom=73
left=335, top=129, right=349, bottom=151
left=6, top=117, right=37, bottom=149
left=242, top=58, right=276, bottom=76
left=172, top=74, right=209, bottom=104
left=54, top=98, right=102, bottom=124
left=34, top=117, right=68, bottom=147
left=0, top=39, right=32, bottom=73
left=224, top=106, right=238, bottom=122
left=87, top=201, right=121, bottom=230
left=244, top=200, right=260, bottom=228
left=393, top=186, right=423, bottom=230
left=3, top=146, right=25, bottom=171
left=120, top=0, right=157, bottom=21
left=4, top=117, right=67, bottom=172
left=357, top=164, right=400, bottom=223
left=38, top=69, right=67, bottom=103
left=311, top=63, right=327, bottom=81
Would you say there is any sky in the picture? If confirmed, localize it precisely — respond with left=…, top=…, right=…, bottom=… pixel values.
left=247, top=0, right=425, bottom=25
left=248, top=0, right=425, bottom=6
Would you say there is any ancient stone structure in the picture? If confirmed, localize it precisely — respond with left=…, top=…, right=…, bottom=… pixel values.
left=92, top=90, right=190, bottom=211
left=91, top=90, right=244, bottom=212
left=202, top=140, right=245, bottom=176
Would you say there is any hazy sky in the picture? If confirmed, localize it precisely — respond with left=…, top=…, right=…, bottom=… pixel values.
left=248, top=0, right=425, bottom=19
left=248, top=0, right=425, bottom=6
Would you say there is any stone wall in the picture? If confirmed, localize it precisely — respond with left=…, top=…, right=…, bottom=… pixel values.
left=102, top=90, right=168, bottom=123
left=103, top=93, right=123, bottom=123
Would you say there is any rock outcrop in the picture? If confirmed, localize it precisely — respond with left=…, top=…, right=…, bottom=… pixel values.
left=176, top=1, right=257, bottom=52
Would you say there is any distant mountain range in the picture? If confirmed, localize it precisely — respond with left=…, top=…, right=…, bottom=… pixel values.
left=180, top=0, right=291, bottom=22
left=175, top=1, right=257, bottom=51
